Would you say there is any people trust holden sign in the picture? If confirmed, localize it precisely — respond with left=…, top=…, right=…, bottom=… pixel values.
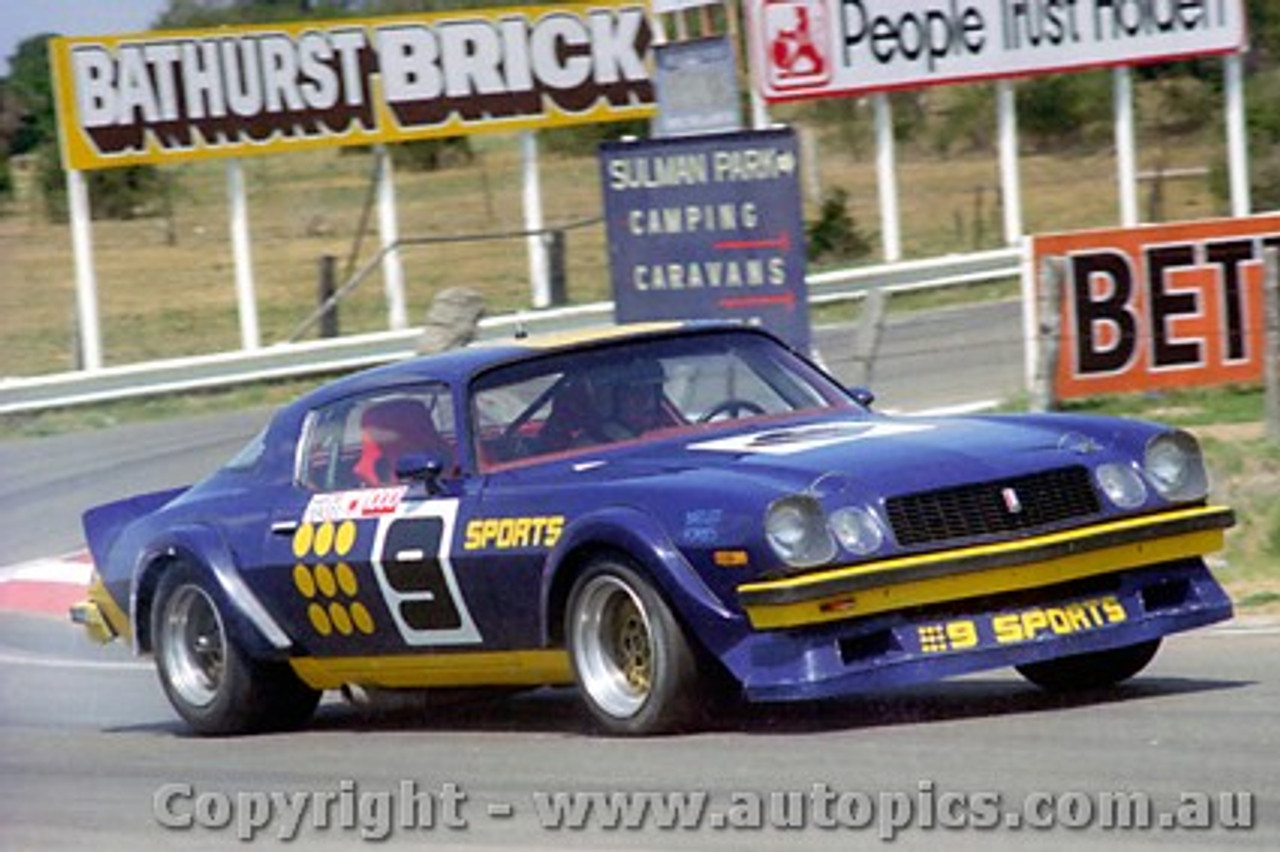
left=748, top=0, right=1246, bottom=102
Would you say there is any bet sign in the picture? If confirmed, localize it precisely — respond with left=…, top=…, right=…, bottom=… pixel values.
left=748, top=0, right=1246, bottom=102
left=1031, top=216, right=1280, bottom=400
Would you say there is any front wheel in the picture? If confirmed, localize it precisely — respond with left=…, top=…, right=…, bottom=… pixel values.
left=566, top=559, right=702, bottom=735
left=153, top=564, right=319, bottom=735
left=1016, top=639, right=1161, bottom=692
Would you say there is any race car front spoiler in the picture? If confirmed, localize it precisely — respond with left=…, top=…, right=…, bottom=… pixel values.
left=733, top=559, right=1232, bottom=703
left=737, top=505, right=1234, bottom=630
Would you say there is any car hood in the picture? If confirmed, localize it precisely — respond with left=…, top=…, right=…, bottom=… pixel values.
left=516, top=412, right=1135, bottom=501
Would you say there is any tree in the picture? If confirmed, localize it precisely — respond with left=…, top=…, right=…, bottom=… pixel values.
left=2, top=33, right=169, bottom=222
left=0, top=80, right=19, bottom=200
left=806, top=188, right=872, bottom=264
left=1016, top=71, right=1113, bottom=152
left=4, top=33, right=58, bottom=156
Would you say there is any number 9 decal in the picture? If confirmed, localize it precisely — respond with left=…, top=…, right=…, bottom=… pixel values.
left=370, top=500, right=481, bottom=646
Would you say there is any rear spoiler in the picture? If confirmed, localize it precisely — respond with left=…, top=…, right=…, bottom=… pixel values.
left=82, top=487, right=189, bottom=575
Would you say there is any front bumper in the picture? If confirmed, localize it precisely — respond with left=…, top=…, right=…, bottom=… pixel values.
left=738, top=505, right=1234, bottom=629
left=731, top=559, right=1232, bottom=702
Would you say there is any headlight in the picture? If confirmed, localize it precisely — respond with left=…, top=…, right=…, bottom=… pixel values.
left=828, top=507, right=885, bottom=556
left=1144, top=431, right=1208, bottom=502
left=1095, top=463, right=1147, bottom=509
left=764, top=495, right=836, bottom=568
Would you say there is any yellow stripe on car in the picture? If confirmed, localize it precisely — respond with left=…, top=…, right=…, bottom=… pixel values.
left=506, top=322, right=683, bottom=350
left=739, top=505, right=1233, bottom=630
left=289, top=649, right=573, bottom=690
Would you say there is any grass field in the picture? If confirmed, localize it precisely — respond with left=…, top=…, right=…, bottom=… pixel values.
left=0, top=87, right=1230, bottom=379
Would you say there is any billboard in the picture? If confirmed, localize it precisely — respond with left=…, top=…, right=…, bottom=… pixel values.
left=50, top=2, right=655, bottom=170
left=599, top=128, right=811, bottom=351
left=1031, top=215, right=1280, bottom=400
left=747, top=0, right=1247, bottom=102
left=652, top=37, right=742, bottom=138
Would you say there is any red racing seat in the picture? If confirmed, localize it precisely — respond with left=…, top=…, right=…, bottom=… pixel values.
left=353, top=398, right=450, bottom=486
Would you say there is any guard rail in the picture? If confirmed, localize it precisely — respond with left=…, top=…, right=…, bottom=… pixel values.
left=0, top=247, right=1022, bottom=415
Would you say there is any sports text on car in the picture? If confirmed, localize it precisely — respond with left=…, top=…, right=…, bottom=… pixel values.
left=74, top=323, right=1234, bottom=735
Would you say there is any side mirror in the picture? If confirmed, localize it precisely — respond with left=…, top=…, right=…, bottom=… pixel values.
left=395, top=452, right=447, bottom=494
left=848, top=386, right=875, bottom=409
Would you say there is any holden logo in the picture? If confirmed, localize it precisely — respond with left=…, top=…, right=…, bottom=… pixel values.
left=1001, top=487, right=1023, bottom=515
left=763, top=0, right=832, bottom=91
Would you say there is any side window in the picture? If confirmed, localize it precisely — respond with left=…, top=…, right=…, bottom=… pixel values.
left=471, top=372, right=562, bottom=467
left=297, top=385, right=455, bottom=492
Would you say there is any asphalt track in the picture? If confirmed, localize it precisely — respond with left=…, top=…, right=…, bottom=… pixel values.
left=3, top=301, right=1276, bottom=850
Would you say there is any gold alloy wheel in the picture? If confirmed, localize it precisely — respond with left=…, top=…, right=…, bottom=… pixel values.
left=571, top=574, right=655, bottom=719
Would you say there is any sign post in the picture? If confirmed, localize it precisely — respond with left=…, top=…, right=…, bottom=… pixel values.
left=873, top=93, right=901, bottom=262
left=1225, top=53, right=1251, bottom=218
left=374, top=146, right=407, bottom=331
left=1114, top=67, right=1138, bottom=227
left=521, top=132, right=550, bottom=309
left=226, top=159, right=261, bottom=350
left=65, top=168, right=102, bottom=370
left=996, top=79, right=1022, bottom=246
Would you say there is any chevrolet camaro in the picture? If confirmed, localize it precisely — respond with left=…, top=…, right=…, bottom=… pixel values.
left=74, top=323, right=1234, bottom=735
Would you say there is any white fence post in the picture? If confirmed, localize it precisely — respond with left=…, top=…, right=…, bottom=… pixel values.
left=873, top=93, right=902, bottom=262
left=521, top=132, right=550, bottom=309
left=226, top=158, right=261, bottom=351
left=997, top=79, right=1023, bottom=246
left=1225, top=52, right=1251, bottom=218
left=65, top=168, right=103, bottom=370
left=1113, top=66, right=1138, bottom=227
left=374, top=146, right=408, bottom=331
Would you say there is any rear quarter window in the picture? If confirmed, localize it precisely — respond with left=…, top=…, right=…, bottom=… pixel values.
left=297, top=384, right=456, bottom=491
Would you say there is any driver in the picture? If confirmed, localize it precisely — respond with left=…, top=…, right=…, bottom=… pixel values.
left=598, top=359, right=669, bottom=441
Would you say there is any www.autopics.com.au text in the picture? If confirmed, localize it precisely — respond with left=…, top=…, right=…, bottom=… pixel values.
left=152, top=779, right=1255, bottom=841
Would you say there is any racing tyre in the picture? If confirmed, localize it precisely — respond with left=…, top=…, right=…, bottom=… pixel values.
left=566, top=559, right=702, bottom=735
left=1016, top=639, right=1161, bottom=692
left=152, top=563, right=320, bottom=735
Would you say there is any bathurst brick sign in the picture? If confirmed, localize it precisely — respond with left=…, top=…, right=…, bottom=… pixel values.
left=51, top=2, right=655, bottom=170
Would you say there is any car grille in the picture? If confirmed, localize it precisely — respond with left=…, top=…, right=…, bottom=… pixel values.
left=885, top=466, right=1100, bottom=548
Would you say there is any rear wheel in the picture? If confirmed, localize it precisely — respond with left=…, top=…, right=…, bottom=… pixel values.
left=566, top=559, right=702, bottom=735
left=153, top=564, right=319, bottom=735
left=1016, top=639, right=1161, bottom=692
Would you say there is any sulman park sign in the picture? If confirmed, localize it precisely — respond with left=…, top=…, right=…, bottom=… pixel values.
left=50, top=2, right=655, bottom=170
left=600, top=128, right=811, bottom=351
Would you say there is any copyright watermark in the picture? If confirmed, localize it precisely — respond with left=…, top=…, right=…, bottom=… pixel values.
left=153, top=780, right=465, bottom=842
left=152, top=779, right=1256, bottom=842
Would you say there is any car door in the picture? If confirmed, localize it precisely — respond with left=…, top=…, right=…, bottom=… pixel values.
left=260, top=384, right=484, bottom=657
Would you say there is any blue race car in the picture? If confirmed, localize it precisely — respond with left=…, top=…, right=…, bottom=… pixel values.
left=74, top=323, right=1234, bottom=735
